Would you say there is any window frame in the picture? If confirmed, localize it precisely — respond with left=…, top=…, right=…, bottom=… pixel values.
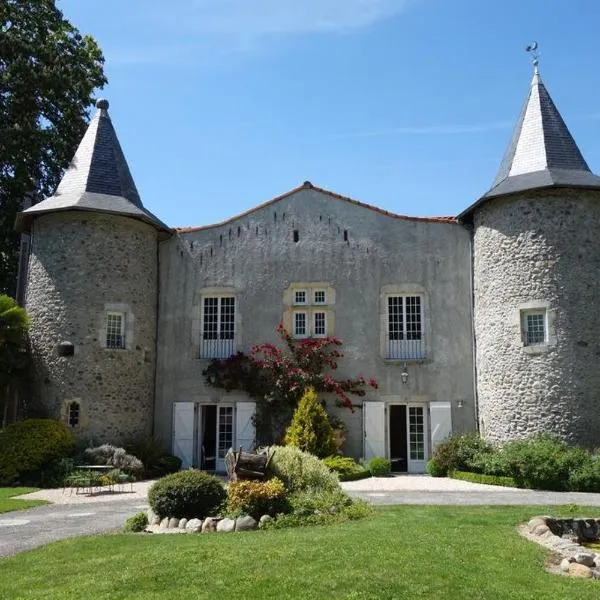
left=199, top=295, right=236, bottom=359
left=105, top=311, right=126, bottom=350
left=293, top=290, right=308, bottom=305
left=522, top=310, right=546, bottom=346
left=293, top=310, right=308, bottom=338
left=313, top=311, right=327, bottom=338
left=313, top=289, right=326, bottom=305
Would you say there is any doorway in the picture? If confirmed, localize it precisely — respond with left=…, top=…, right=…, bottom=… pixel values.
left=388, top=404, right=427, bottom=473
left=199, top=404, right=234, bottom=472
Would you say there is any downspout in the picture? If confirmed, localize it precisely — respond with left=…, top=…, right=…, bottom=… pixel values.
left=466, top=222, right=480, bottom=433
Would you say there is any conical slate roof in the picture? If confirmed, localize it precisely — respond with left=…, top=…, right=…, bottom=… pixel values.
left=459, top=67, right=600, bottom=220
left=15, top=99, right=170, bottom=236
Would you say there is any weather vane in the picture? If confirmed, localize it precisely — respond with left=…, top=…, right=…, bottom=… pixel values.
left=525, top=41, right=540, bottom=69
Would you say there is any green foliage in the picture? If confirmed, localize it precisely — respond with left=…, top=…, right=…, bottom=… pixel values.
left=426, top=457, right=446, bottom=477
left=0, top=419, right=73, bottom=484
left=83, top=444, right=143, bottom=475
left=266, top=445, right=340, bottom=492
left=0, top=1, right=106, bottom=295
left=148, top=470, right=226, bottom=519
left=264, top=489, right=372, bottom=529
left=124, top=512, right=148, bottom=533
left=568, top=457, right=600, bottom=492
left=283, top=387, right=337, bottom=458
left=368, top=457, right=391, bottom=476
left=227, top=477, right=289, bottom=519
left=125, top=437, right=182, bottom=478
left=450, top=470, right=517, bottom=487
left=323, top=456, right=370, bottom=481
left=428, top=433, right=492, bottom=477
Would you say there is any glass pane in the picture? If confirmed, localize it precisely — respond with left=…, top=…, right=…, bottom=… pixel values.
left=203, top=297, right=218, bottom=340
left=388, top=296, right=403, bottom=340
left=409, top=406, right=425, bottom=461
left=218, top=406, right=233, bottom=459
left=525, top=313, right=545, bottom=345
left=219, top=297, right=235, bottom=340
left=106, top=313, right=124, bottom=349
left=405, top=296, right=422, bottom=341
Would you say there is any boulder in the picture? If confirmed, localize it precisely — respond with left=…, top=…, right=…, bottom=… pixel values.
left=147, top=509, right=160, bottom=526
left=559, top=558, right=571, bottom=573
left=574, top=553, right=595, bottom=568
left=568, top=563, right=593, bottom=578
left=527, top=517, right=547, bottom=533
left=168, top=517, right=180, bottom=529
left=185, top=518, right=203, bottom=533
left=235, top=516, right=258, bottom=532
left=159, top=517, right=170, bottom=529
left=202, top=517, right=218, bottom=533
left=532, top=524, right=549, bottom=536
left=217, top=518, right=236, bottom=533
left=178, top=518, right=188, bottom=530
left=259, top=515, right=273, bottom=528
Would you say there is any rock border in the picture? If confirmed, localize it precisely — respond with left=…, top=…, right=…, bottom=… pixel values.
left=145, top=509, right=273, bottom=534
left=520, top=516, right=600, bottom=579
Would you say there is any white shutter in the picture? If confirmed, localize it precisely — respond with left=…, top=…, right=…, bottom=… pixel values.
left=235, top=401, right=256, bottom=452
left=430, top=401, right=452, bottom=450
left=172, top=402, right=195, bottom=469
left=363, top=401, right=385, bottom=460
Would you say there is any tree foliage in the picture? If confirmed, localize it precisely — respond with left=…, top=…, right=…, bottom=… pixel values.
left=204, top=324, right=377, bottom=443
left=284, top=387, right=337, bottom=458
left=0, top=0, right=107, bottom=295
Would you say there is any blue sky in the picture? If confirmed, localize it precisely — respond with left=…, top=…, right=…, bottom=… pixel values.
left=59, top=0, right=600, bottom=227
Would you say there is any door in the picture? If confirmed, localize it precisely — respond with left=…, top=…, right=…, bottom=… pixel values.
left=363, top=401, right=385, bottom=460
left=200, top=405, right=217, bottom=471
left=389, top=405, right=407, bottom=472
left=235, top=402, right=256, bottom=452
left=407, top=405, right=427, bottom=473
left=173, top=402, right=196, bottom=469
left=216, top=405, right=234, bottom=472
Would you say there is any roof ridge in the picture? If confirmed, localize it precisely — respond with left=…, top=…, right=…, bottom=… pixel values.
left=175, top=182, right=457, bottom=233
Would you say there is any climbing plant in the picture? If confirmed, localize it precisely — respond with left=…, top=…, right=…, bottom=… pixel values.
left=203, top=324, right=377, bottom=444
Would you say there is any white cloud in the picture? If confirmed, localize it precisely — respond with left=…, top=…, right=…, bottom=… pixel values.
left=97, top=0, right=416, bottom=65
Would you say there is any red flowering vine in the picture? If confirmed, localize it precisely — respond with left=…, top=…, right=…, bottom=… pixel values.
left=203, top=324, right=377, bottom=424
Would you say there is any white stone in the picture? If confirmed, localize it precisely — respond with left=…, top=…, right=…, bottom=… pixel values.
left=178, top=518, right=188, bottom=530
left=235, top=516, right=258, bottom=532
left=168, top=517, right=180, bottom=529
left=217, top=518, right=235, bottom=533
left=185, top=518, right=203, bottom=533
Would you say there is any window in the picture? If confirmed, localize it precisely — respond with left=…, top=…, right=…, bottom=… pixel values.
left=67, top=401, right=80, bottom=427
left=314, top=290, right=326, bottom=304
left=294, top=312, right=307, bottom=337
left=314, top=312, right=326, bottom=337
left=201, top=296, right=235, bottom=358
left=387, top=295, right=424, bottom=359
left=294, top=290, right=307, bottom=305
left=218, top=406, right=233, bottom=459
left=522, top=310, right=546, bottom=346
left=106, top=312, right=125, bottom=349
left=409, top=406, right=425, bottom=461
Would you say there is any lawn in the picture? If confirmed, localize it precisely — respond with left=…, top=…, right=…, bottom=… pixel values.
left=0, top=505, right=598, bottom=599
left=0, top=488, right=47, bottom=514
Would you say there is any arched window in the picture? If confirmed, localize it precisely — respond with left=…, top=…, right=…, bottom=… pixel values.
left=67, top=402, right=80, bottom=427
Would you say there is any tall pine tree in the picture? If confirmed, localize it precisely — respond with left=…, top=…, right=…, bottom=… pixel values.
left=0, top=0, right=107, bottom=295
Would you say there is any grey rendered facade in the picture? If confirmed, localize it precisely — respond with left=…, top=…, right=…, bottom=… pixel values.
left=15, top=67, right=600, bottom=472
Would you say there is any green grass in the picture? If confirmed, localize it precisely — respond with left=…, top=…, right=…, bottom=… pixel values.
left=0, top=488, right=47, bottom=514
left=1, top=505, right=599, bottom=599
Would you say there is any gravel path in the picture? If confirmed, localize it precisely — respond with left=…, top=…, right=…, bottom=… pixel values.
left=2, top=475, right=600, bottom=558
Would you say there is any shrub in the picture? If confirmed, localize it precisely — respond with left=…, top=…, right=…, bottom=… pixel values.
left=289, top=487, right=352, bottom=515
left=368, top=457, right=391, bottom=477
left=148, top=470, right=226, bottom=519
left=283, top=387, right=337, bottom=458
left=451, top=470, right=517, bottom=488
left=124, top=512, right=148, bottom=532
left=266, top=445, right=340, bottom=492
left=84, top=444, right=143, bottom=475
left=427, top=433, right=492, bottom=477
left=426, top=457, right=446, bottom=477
left=125, top=437, right=182, bottom=478
left=227, top=477, right=289, bottom=519
left=323, top=456, right=371, bottom=481
left=0, top=419, right=74, bottom=485
left=568, top=457, right=600, bottom=492
left=502, top=435, right=589, bottom=491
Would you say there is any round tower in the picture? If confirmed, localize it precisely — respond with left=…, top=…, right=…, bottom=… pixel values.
left=16, top=99, right=171, bottom=444
left=461, top=66, right=600, bottom=448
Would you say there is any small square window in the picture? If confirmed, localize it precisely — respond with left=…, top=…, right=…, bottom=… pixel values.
left=314, top=290, right=326, bottom=304
left=294, top=312, right=307, bottom=337
left=523, top=310, right=546, bottom=346
left=67, top=402, right=80, bottom=427
left=106, top=312, right=125, bottom=349
left=314, top=312, right=326, bottom=337
left=294, top=290, right=307, bottom=305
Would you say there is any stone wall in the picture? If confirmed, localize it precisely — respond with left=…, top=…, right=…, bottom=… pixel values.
left=473, top=189, right=600, bottom=447
left=25, top=211, right=158, bottom=443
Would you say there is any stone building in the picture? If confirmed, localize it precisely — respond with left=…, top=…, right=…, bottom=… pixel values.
left=14, top=65, right=600, bottom=471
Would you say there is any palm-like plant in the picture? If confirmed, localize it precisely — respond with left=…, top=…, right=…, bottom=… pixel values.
left=0, top=295, right=30, bottom=427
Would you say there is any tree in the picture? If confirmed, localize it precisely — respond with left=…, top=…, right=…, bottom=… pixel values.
left=0, top=1, right=107, bottom=295
left=0, top=294, right=29, bottom=427
left=204, top=324, right=378, bottom=443
left=283, top=387, right=338, bottom=458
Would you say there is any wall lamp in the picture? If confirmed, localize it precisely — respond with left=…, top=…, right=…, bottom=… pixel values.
left=401, top=363, right=409, bottom=385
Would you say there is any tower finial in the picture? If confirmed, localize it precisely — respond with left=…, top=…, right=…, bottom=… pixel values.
left=525, top=41, right=540, bottom=74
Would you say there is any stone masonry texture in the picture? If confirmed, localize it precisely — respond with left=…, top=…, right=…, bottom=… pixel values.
left=473, top=189, right=600, bottom=447
left=25, top=212, right=158, bottom=444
